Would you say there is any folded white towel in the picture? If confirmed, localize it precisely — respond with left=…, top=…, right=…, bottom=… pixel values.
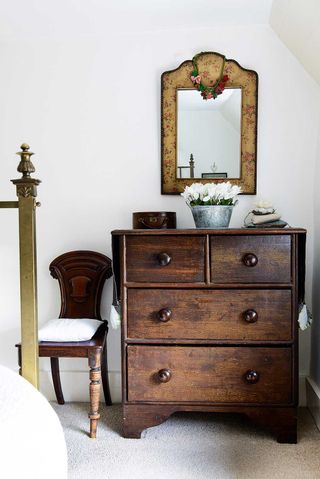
left=251, top=213, right=281, bottom=225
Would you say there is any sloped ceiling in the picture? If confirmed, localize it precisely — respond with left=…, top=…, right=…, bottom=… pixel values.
left=270, top=0, right=320, bottom=85
left=0, top=0, right=318, bottom=87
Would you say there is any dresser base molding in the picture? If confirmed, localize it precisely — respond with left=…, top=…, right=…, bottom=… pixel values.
left=123, top=404, right=297, bottom=443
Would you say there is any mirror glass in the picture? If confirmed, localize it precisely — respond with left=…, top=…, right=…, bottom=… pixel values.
left=177, top=88, right=242, bottom=179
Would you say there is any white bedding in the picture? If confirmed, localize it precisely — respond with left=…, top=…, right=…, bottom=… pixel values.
left=0, top=365, right=68, bottom=479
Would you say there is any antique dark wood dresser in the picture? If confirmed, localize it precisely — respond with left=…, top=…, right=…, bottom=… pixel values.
left=111, top=228, right=306, bottom=442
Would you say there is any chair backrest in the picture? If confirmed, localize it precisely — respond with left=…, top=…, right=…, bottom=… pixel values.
left=49, top=251, right=112, bottom=320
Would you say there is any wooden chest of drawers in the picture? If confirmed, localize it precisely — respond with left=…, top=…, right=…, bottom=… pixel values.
left=111, top=228, right=306, bottom=442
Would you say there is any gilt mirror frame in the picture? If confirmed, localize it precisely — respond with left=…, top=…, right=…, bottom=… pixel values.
left=161, top=52, right=258, bottom=194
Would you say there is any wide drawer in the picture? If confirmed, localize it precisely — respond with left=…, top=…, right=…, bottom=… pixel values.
left=210, top=235, right=291, bottom=283
left=127, top=346, right=292, bottom=404
left=126, top=235, right=205, bottom=283
left=127, top=289, right=292, bottom=341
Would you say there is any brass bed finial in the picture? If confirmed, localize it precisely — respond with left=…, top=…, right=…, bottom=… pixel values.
left=12, top=143, right=41, bottom=199
left=16, top=143, right=35, bottom=178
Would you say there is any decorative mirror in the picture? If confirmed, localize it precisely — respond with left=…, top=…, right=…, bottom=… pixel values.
left=161, top=52, right=258, bottom=194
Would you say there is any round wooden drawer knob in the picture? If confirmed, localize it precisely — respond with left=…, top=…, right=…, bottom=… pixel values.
left=157, top=308, right=172, bottom=322
left=243, top=309, right=258, bottom=323
left=158, top=368, right=172, bottom=383
left=242, top=253, right=258, bottom=267
left=157, top=252, right=171, bottom=266
left=244, top=370, right=260, bottom=384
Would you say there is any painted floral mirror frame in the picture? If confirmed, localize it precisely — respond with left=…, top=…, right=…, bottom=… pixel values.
left=161, top=52, right=258, bottom=194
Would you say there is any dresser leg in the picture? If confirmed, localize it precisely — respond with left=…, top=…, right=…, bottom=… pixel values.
left=246, top=407, right=297, bottom=444
left=123, top=404, right=175, bottom=438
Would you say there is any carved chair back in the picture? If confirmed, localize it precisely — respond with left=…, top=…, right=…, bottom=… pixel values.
left=49, top=251, right=112, bottom=320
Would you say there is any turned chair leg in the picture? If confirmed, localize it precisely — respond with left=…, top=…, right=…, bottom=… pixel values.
left=101, top=340, right=112, bottom=406
left=50, top=357, right=65, bottom=405
left=88, top=349, right=102, bottom=438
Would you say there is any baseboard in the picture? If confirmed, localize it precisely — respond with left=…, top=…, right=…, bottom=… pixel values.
left=306, top=376, right=320, bottom=431
left=299, top=373, right=307, bottom=406
left=39, top=370, right=308, bottom=407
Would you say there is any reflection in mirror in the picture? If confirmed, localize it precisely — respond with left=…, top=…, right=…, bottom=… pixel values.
left=177, top=88, right=242, bottom=179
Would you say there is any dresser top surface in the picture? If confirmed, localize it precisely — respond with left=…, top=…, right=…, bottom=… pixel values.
left=112, top=228, right=306, bottom=236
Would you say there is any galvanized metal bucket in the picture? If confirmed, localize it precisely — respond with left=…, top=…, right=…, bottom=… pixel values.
left=190, top=205, right=234, bottom=228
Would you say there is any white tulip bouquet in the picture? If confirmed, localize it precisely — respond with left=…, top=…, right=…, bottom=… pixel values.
left=181, top=182, right=242, bottom=206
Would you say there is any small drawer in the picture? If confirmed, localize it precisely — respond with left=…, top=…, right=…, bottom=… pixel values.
left=211, top=235, right=291, bottom=283
left=127, top=289, right=292, bottom=341
left=127, top=346, right=292, bottom=404
left=126, top=235, right=205, bottom=283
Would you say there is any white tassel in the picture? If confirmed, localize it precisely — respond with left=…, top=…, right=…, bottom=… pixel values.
left=109, top=305, right=121, bottom=330
left=298, top=304, right=312, bottom=330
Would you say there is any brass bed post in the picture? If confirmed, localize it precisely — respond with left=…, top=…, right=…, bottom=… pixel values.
left=11, top=143, right=41, bottom=388
left=0, top=144, right=41, bottom=387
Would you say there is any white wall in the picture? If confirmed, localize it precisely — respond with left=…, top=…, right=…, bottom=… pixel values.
left=308, top=126, right=320, bottom=427
left=311, top=132, right=320, bottom=386
left=271, top=0, right=320, bottom=413
left=1, top=24, right=319, bottom=403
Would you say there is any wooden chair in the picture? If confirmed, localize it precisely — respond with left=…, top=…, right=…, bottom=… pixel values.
left=16, top=250, right=113, bottom=438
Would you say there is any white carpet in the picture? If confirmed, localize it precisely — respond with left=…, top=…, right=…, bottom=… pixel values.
left=52, top=404, right=320, bottom=479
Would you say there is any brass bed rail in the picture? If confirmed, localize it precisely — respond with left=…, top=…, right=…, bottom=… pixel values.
left=0, top=144, right=40, bottom=388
